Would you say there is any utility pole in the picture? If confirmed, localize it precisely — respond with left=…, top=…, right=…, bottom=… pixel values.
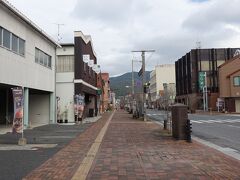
left=205, top=72, right=208, bottom=111
left=132, top=60, right=134, bottom=96
left=132, top=59, right=142, bottom=98
left=132, top=50, right=155, bottom=121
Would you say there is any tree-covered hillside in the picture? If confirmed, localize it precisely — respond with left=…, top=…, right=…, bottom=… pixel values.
left=110, top=71, right=150, bottom=98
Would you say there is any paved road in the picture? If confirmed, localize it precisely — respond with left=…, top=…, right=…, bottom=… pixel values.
left=146, top=109, right=240, bottom=153
left=0, top=123, right=91, bottom=180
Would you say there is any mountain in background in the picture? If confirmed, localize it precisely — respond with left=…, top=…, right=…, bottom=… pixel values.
left=110, top=71, right=151, bottom=98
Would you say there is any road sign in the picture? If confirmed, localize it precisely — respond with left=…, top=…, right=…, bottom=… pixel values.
left=199, top=72, right=205, bottom=90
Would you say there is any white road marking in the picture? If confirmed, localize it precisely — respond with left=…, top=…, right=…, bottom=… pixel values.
left=191, top=119, right=240, bottom=124
left=227, top=125, right=240, bottom=129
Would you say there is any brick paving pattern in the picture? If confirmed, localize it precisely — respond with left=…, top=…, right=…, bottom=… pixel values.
left=87, top=111, right=240, bottom=180
left=24, top=110, right=240, bottom=179
left=23, top=112, right=113, bottom=180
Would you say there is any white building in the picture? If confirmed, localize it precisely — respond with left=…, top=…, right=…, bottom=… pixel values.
left=149, top=64, right=175, bottom=106
left=56, top=31, right=99, bottom=123
left=56, top=44, right=75, bottom=122
left=0, top=0, right=59, bottom=129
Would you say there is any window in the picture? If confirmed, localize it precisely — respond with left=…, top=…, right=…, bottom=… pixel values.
left=19, top=38, right=25, bottom=56
left=0, top=27, right=25, bottom=56
left=56, top=55, right=74, bottom=72
left=35, top=48, right=39, bottom=63
left=40, top=51, right=44, bottom=64
left=234, top=77, right=240, bottom=86
left=3, top=29, right=10, bottom=49
left=43, top=54, right=48, bottom=66
left=0, top=27, right=2, bottom=45
left=11, top=34, right=18, bottom=53
left=35, top=48, right=52, bottom=68
left=48, top=57, right=52, bottom=68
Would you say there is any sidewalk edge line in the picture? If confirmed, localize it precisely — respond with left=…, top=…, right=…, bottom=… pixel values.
left=71, top=111, right=115, bottom=180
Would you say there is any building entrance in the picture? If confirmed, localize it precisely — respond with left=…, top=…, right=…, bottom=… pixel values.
left=0, top=86, right=14, bottom=126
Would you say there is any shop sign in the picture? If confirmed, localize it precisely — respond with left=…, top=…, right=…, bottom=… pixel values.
left=199, top=72, right=205, bottom=90
left=83, top=54, right=90, bottom=63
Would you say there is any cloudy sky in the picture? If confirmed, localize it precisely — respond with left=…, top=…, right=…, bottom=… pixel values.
left=7, top=0, right=240, bottom=76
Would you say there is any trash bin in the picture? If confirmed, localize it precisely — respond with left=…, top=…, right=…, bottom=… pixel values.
left=171, top=103, right=188, bottom=140
left=89, top=108, right=94, bottom=117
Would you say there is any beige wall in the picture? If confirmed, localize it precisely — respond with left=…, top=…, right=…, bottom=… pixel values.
left=219, top=56, right=240, bottom=98
left=230, top=71, right=240, bottom=97
left=155, top=64, right=175, bottom=97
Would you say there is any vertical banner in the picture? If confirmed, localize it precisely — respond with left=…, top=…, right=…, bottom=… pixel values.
left=74, top=94, right=85, bottom=121
left=74, top=94, right=79, bottom=119
left=12, top=87, right=24, bottom=134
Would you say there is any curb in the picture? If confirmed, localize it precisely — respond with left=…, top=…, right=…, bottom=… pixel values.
left=149, top=117, right=240, bottom=161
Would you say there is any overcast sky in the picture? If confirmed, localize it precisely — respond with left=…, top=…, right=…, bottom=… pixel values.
left=8, top=0, right=240, bottom=76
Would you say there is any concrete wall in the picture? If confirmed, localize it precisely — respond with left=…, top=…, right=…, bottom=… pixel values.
left=149, top=70, right=157, bottom=101
left=57, top=46, right=74, bottom=56
left=0, top=4, right=56, bottom=92
left=29, top=94, right=50, bottom=127
left=56, top=72, right=75, bottom=122
left=156, top=64, right=175, bottom=95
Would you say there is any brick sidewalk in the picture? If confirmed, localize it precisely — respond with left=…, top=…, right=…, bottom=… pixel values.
left=23, top=112, right=113, bottom=180
left=87, top=111, right=240, bottom=179
left=24, top=111, right=240, bottom=179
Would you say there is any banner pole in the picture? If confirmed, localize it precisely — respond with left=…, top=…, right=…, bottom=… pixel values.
left=22, top=86, right=24, bottom=139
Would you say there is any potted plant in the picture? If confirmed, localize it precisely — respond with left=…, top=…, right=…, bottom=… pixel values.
left=59, top=113, right=63, bottom=123
left=64, top=106, right=68, bottom=123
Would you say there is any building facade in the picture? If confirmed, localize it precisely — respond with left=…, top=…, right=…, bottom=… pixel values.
left=0, top=0, right=59, bottom=129
left=175, top=48, right=239, bottom=111
left=149, top=64, right=175, bottom=108
left=56, top=31, right=99, bottom=122
left=219, top=55, right=240, bottom=112
left=101, top=73, right=110, bottom=112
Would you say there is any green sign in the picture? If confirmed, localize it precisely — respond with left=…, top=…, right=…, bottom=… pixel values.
left=199, top=72, right=205, bottom=90
left=96, top=89, right=102, bottom=95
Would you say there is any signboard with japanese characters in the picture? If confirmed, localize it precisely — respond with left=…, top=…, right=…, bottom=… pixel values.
left=199, top=72, right=206, bottom=90
left=82, top=54, right=90, bottom=63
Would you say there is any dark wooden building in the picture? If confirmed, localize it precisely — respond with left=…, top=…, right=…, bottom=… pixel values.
left=175, top=48, right=239, bottom=111
left=74, top=31, right=98, bottom=117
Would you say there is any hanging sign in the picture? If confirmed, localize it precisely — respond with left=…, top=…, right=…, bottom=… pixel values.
left=83, top=54, right=90, bottom=63
left=88, top=60, right=94, bottom=67
left=92, top=64, right=98, bottom=71
left=198, top=72, right=206, bottom=90
left=93, top=65, right=101, bottom=74
left=12, top=87, right=24, bottom=134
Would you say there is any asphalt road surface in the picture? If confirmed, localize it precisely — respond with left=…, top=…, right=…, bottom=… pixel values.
left=0, top=123, right=91, bottom=180
left=146, top=109, right=240, bottom=153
